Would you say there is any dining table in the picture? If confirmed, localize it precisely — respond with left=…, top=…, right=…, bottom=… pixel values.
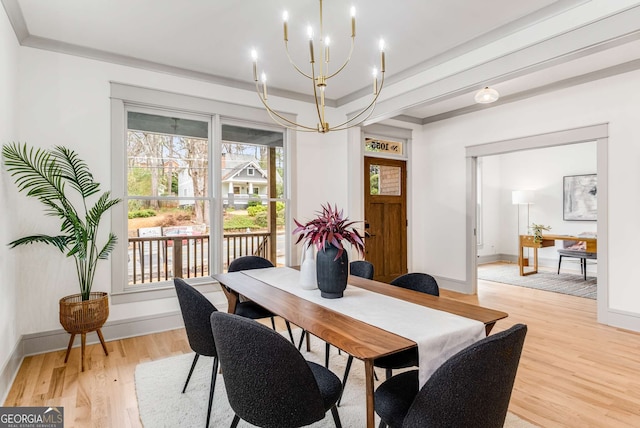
left=212, top=267, right=508, bottom=428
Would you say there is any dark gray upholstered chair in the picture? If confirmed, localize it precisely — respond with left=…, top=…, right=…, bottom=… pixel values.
left=350, top=260, right=375, bottom=280
left=210, top=312, right=343, bottom=428
left=557, top=239, right=597, bottom=280
left=227, top=256, right=294, bottom=344
left=174, top=278, right=219, bottom=428
left=341, top=272, right=440, bottom=398
left=375, top=323, right=527, bottom=428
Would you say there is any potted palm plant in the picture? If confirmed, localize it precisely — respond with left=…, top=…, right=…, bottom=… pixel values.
left=2, top=142, right=121, bottom=371
left=293, top=203, right=365, bottom=298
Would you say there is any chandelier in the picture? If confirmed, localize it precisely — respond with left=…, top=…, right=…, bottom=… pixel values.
left=251, top=0, right=386, bottom=133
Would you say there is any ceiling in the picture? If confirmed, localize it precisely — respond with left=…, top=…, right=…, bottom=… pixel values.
left=4, top=0, right=640, bottom=124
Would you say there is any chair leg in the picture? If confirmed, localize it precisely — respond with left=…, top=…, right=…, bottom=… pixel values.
left=337, top=355, right=354, bottom=406
left=230, top=414, right=241, bottom=428
left=582, top=258, right=587, bottom=280
left=385, top=368, right=392, bottom=380
left=297, top=330, right=306, bottom=351
left=325, top=342, right=330, bottom=368
left=557, top=255, right=563, bottom=274
left=330, top=405, right=342, bottom=428
left=183, top=353, right=200, bottom=393
left=270, top=316, right=276, bottom=331
left=285, top=320, right=294, bottom=344
left=206, top=357, right=219, bottom=428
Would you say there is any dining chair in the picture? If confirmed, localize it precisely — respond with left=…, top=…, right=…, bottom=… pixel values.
left=338, top=272, right=438, bottom=406
left=173, top=278, right=219, bottom=428
left=210, top=312, right=343, bottom=428
left=350, top=260, right=375, bottom=280
left=226, top=255, right=295, bottom=344
left=374, top=323, right=527, bottom=428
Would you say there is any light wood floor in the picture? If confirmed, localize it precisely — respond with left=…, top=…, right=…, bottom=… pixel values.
left=5, top=275, right=640, bottom=427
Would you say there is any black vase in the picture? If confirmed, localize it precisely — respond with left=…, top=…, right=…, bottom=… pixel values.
left=316, top=244, right=349, bottom=299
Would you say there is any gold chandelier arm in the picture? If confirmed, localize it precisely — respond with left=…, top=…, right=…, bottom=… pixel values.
left=309, top=61, right=325, bottom=130
left=326, top=37, right=355, bottom=80
left=254, top=81, right=318, bottom=131
left=284, top=41, right=314, bottom=80
left=330, top=71, right=385, bottom=130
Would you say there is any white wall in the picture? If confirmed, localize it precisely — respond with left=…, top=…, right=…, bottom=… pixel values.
left=0, top=7, right=20, bottom=387
left=479, top=143, right=597, bottom=262
left=413, top=68, right=640, bottom=325
left=13, top=46, right=349, bottom=335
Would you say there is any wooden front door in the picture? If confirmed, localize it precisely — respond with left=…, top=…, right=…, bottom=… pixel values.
left=364, top=156, right=407, bottom=283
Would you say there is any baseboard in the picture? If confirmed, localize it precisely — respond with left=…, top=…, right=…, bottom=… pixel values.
left=605, top=308, right=640, bottom=332
left=477, top=253, right=517, bottom=264
left=1, top=290, right=228, bottom=402
left=0, top=340, right=24, bottom=405
left=434, top=275, right=471, bottom=294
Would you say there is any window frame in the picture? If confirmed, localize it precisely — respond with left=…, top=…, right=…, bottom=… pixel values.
left=110, top=83, right=295, bottom=303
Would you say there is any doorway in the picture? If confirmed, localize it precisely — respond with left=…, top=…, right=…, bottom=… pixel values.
left=466, top=123, right=608, bottom=322
left=364, top=156, right=408, bottom=282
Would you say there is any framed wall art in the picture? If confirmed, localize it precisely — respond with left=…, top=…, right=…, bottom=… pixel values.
left=563, top=174, right=597, bottom=221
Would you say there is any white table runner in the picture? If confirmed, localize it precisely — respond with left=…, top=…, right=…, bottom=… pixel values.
left=242, top=267, right=485, bottom=387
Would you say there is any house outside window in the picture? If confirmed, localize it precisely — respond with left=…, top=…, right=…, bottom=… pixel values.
left=110, top=83, right=292, bottom=301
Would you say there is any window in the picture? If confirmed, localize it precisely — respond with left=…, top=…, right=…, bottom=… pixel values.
left=221, top=123, right=287, bottom=270
left=125, top=110, right=210, bottom=288
left=110, top=83, right=292, bottom=301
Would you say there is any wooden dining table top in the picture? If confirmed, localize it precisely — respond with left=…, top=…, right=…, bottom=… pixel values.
left=212, top=270, right=508, bottom=361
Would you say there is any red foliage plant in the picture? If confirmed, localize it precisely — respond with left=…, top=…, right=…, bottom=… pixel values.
left=293, top=203, right=365, bottom=260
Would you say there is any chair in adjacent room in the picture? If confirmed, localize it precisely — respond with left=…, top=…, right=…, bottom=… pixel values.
left=210, top=312, right=343, bottom=428
left=174, top=277, right=220, bottom=428
left=557, top=239, right=597, bottom=280
left=338, top=272, right=438, bottom=406
left=226, top=255, right=295, bottom=344
left=375, top=323, right=527, bottom=428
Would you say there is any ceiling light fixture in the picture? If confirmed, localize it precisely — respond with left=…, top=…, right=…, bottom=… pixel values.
left=251, top=0, right=386, bottom=133
left=474, top=86, right=500, bottom=104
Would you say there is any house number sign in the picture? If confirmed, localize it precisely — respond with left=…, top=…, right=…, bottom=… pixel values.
left=365, top=138, right=403, bottom=155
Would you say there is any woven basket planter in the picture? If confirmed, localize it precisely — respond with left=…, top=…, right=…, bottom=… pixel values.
left=59, top=291, right=109, bottom=371
left=59, top=292, right=109, bottom=333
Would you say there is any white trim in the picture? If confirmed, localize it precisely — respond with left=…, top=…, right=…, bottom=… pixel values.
left=465, top=124, right=611, bottom=326
left=0, top=340, right=23, bottom=405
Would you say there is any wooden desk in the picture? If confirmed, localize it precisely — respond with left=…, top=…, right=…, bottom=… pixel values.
left=519, top=234, right=597, bottom=276
left=212, top=270, right=508, bottom=428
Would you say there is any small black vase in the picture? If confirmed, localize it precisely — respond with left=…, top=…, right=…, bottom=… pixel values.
left=316, top=244, right=349, bottom=298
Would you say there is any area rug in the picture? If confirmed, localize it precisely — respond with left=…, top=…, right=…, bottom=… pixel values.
left=135, top=330, right=537, bottom=427
left=478, top=263, right=596, bottom=299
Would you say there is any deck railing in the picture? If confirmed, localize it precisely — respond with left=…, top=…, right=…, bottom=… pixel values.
left=128, top=231, right=270, bottom=285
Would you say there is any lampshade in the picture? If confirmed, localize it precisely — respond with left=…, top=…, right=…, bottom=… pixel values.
left=512, top=190, right=534, bottom=205
left=474, top=86, right=500, bottom=104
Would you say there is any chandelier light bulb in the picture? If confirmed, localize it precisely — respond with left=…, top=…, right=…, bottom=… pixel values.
left=250, top=0, right=386, bottom=133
